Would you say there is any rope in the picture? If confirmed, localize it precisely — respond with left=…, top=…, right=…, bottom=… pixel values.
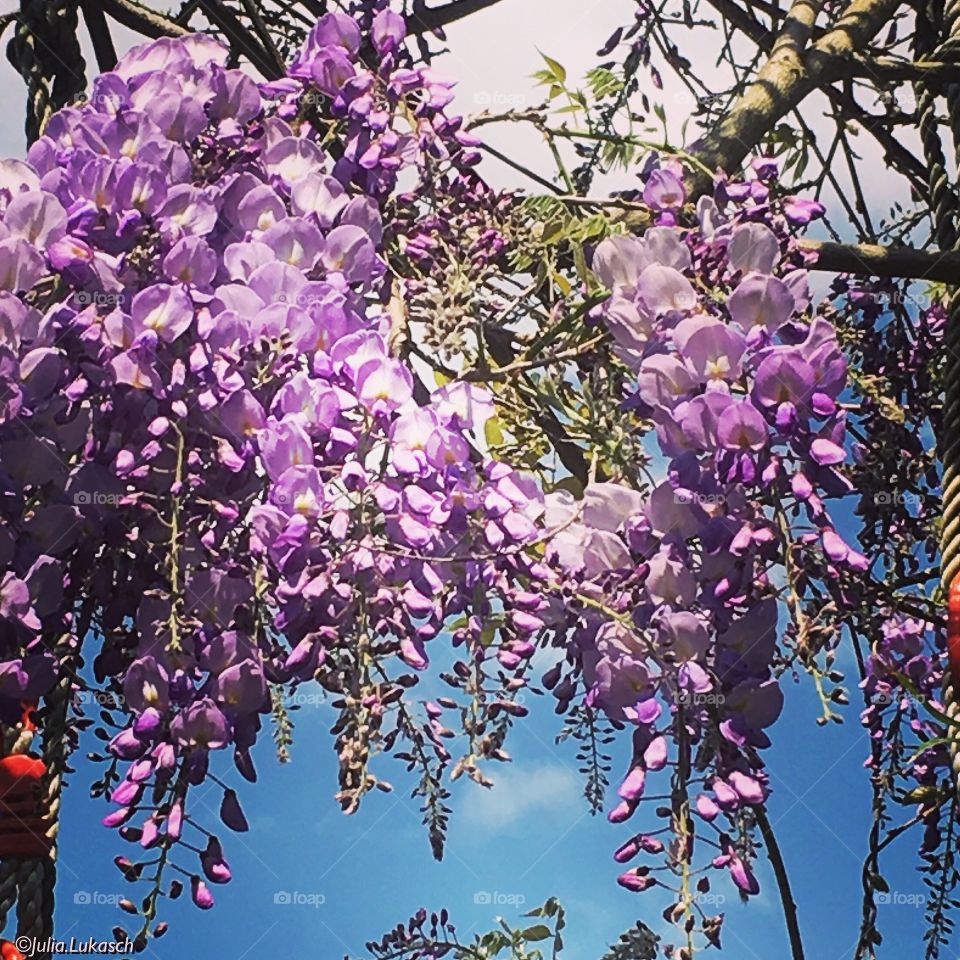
left=7, top=0, right=86, bottom=143
left=0, top=727, right=37, bottom=943
left=915, top=0, right=957, bottom=251
left=923, top=0, right=960, bottom=796
left=0, top=663, right=71, bottom=956
left=0, top=863, right=18, bottom=936
left=31, top=669, right=72, bottom=956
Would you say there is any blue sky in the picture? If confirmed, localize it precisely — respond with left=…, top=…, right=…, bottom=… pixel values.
left=52, top=661, right=934, bottom=959
left=0, top=0, right=938, bottom=957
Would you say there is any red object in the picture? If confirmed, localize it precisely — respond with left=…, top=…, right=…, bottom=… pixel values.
left=0, top=756, right=44, bottom=790
left=0, top=755, right=51, bottom=859
left=0, top=940, right=25, bottom=960
left=18, top=700, right=37, bottom=733
left=949, top=576, right=960, bottom=689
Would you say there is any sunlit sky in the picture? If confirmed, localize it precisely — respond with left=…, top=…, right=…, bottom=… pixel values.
left=0, top=2, right=936, bottom=958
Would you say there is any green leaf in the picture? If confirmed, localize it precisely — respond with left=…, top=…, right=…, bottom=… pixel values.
left=480, top=623, right=497, bottom=647
left=541, top=219, right=568, bottom=244
left=908, top=736, right=950, bottom=760
left=898, top=784, right=943, bottom=805
left=539, top=51, right=567, bottom=84
left=479, top=930, right=511, bottom=953
left=553, top=271, right=573, bottom=297
left=522, top=925, right=552, bottom=942
left=485, top=416, right=505, bottom=446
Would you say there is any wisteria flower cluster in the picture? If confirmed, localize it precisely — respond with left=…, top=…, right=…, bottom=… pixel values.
left=519, top=159, right=870, bottom=943
left=0, top=8, right=546, bottom=941
left=0, top=2, right=908, bottom=954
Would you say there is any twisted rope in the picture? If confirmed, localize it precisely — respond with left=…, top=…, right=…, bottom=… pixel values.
left=924, top=0, right=960, bottom=795
left=7, top=0, right=86, bottom=143
left=915, top=0, right=957, bottom=251
left=0, top=726, right=32, bottom=934
left=30, top=667, right=72, bottom=957
left=0, top=658, right=72, bottom=957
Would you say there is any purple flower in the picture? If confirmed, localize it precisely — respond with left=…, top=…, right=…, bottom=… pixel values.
left=213, top=659, right=267, bottom=713
left=220, top=788, right=249, bottom=832
left=646, top=550, right=697, bottom=605
left=643, top=168, right=685, bottom=211
left=371, top=10, right=406, bottom=54
left=674, top=315, right=746, bottom=382
left=130, top=284, right=194, bottom=342
left=638, top=354, right=696, bottom=410
left=783, top=196, right=825, bottom=224
left=201, top=836, right=232, bottom=884
left=171, top=699, right=230, bottom=750
left=321, top=225, right=377, bottom=285
left=636, top=264, right=697, bottom=316
left=727, top=274, right=794, bottom=332
left=191, top=875, right=215, bottom=910
left=717, top=400, right=768, bottom=452
left=260, top=416, right=314, bottom=481
left=727, top=222, right=779, bottom=274
left=357, top=357, right=413, bottom=414
left=123, top=657, right=169, bottom=714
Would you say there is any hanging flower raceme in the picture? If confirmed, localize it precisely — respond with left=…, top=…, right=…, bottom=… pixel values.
left=0, top=8, right=545, bottom=940
left=524, top=157, right=866, bottom=920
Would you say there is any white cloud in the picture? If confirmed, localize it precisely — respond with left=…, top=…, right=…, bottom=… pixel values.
left=459, top=761, right=582, bottom=831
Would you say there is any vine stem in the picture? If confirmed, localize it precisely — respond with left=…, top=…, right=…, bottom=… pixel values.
left=755, top=806, right=805, bottom=960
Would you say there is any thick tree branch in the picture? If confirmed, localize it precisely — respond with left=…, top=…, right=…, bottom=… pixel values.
left=701, top=0, right=929, bottom=198
left=691, top=0, right=903, bottom=191
left=801, top=239, right=960, bottom=282
left=849, top=55, right=960, bottom=83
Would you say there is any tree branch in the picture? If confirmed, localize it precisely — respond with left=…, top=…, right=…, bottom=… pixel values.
left=407, top=0, right=509, bottom=34
left=849, top=55, right=960, bottom=83
left=198, top=0, right=284, bottom=79
left=80, top=0, right=119, bottom=73
left=800, top=239, right=960, bottom=283
left=100, top=0, right=190, bottom=38
left=756, top=806, right=806, bottom=960
left=691, top=0, right=904, bottom=191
